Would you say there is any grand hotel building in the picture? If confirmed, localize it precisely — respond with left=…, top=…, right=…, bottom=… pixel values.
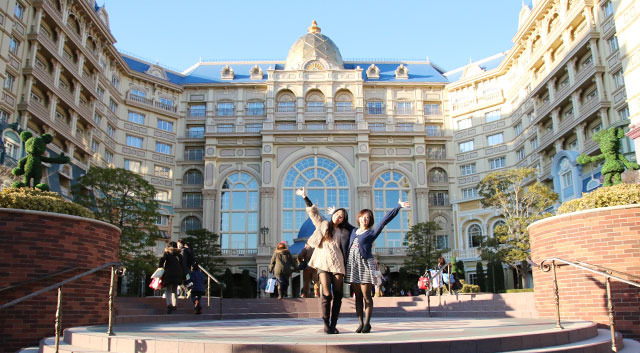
left=1, top=0, right=638, bottom=288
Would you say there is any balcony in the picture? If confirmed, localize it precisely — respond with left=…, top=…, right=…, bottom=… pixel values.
left=220, top=249, right=258, bottom=256
left=184, top=150, right=204, bottom=161
left=374, top=247, right=407, bottom=256
left=127, top=93, right=178, bottom=116
left=186, top=130, right=205, bottom=139
left=369, top=123, right=385, bottom=132
left=427, top=150, right=447, bottom=160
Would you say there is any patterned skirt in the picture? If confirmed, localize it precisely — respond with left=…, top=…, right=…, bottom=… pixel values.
left=345, top=237, right=375, bottom=284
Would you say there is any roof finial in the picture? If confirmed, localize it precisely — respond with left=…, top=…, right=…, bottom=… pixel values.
left=426, top=56, right=430, bottom=64
left=308, top=20, right=321, bottom=34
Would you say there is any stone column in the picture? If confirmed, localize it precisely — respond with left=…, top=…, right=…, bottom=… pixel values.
left=571, top=89, right=582, bottom=117
left=551, top=108, right=561, bottom=134
left=554, top=138, right=565, bottom=153
left=415, top=187, right=429, bottom=223
left=202, top=189, right=216, bottom=232
left=56, top=29, right=65, bottom=56
left=576, top=123, right=586, bottom=152
left=70, top=112, right=78, bottom=136
left=548, top=77, right=557, bottom=102
left=594, top=73, right=605, bottom=100
left=47, top=93, right=58, bottom=120
left=589, top=38, right=600, bottom=66
left=598, top=108, right=609, bottom=127
left=567, top=57, right=577, bottom=85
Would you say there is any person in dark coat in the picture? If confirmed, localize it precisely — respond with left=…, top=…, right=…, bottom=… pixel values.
left=185, top=262, right=205, bottom=314
left=297, top=245, right=318, bottom=298
left=178, top=238, right=195, bottom=275
left=269, top=242, right=295, bottom=299
left=257, top=270, right=269, bottom=298
left=159, top=241, right=185, bottom=314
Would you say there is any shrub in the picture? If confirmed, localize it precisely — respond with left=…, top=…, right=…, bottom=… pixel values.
left=0, top=187, right=94, bottom=218
left=460, top=283, right=480, bottom=293
left=557, top=183, right=640, bottom=214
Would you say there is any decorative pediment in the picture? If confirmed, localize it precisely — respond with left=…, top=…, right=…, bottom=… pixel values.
left=461, top=62, right=486, bottom=79
left=145, top=65, right=167, bottom=80
left=250, top=65, right=263, bottom=80
left=221, top=65, right=234, bottom=80
left=366, top=64, right=380, bottom=79
left=395, top=64, right=409, bottom=79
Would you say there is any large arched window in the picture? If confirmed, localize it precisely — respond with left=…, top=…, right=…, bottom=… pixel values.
left=492, top=220, right=507, bottom=244
left=220, top=172, right=259, bottom=250
left=428, top=167, right=448, bottom=184
left=373, top=171, right=411, bottom=248
left=182, top=216, right=201, bottom=232
left=184, top=169, right=203, bottom=185
left=282, top=156, right=349, bottom=245
left=433, top=215, right=449, bottom=250
left=468, top=224, right=483, bottom=248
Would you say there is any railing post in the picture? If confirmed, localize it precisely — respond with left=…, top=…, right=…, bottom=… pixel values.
left=107, top=266, right=115, bottom=336
left=606, top=275, right=618, bottom=352
left=207, top=276, right=210, bottom=307
left=55, top=287, right=62, bottom=353
left=551, top=261, right=564, bottom=329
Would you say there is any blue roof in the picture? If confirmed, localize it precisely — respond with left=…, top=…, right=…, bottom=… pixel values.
left=345, top=62, right=448, bottom=83
left=288, top=216, right=321, bottom=256
left=121, top=54, right=451, bottom=85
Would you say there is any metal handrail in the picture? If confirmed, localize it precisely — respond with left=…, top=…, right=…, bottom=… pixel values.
left=197, top=264, right=224, bottom=317
left=0, top=267, right=80, bottom=294
left=540, top=257, right=640, bottom=352
left=0, top=261, right=124, bottom=353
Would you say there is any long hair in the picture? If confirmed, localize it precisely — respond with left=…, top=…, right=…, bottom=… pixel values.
left=356, top=209, right=374, bottom=228
left=319, top=208, right=348, bottom=248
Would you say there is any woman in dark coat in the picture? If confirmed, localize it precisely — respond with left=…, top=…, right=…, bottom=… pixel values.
left=159, top=241, right=185, bottom=314
left=269, top=242, right=295, bottom=299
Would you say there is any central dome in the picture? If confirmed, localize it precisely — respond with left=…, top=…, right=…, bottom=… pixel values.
left=284, top=21, right=344, bottom=71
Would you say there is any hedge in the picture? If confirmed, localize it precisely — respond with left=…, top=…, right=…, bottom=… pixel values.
left=0, top=187, right=94, bottom=218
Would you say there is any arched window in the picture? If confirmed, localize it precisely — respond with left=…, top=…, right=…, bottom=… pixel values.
left=373, top=171, right=411, bottom=248
left=220, top=172, right=259, bottom=249
left=282, top=157, right=349, bottom=245
left=492, top=220, right=507, bottom=243
left=433, top=215, right=449, bottom=250
left=184, top=169, right=203, bottom=185
left=182, top=216, right=201, bottom=232
left=276, top=90, right=295, bottom=113
left=335, top=90, right=353, bottom=112
left=428, top=167, right=448, bottom=184
left=468, top=224, right=483, bottom=248
left=3, top=130, right=21, bottom=160
left=306, top=90, right=325, bottom=113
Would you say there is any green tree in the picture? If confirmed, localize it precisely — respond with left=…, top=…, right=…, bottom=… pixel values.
left=477, top=167, right=558, bottom=289
left=451, top=256, right=465, bottom=280
left=71, top=167, right=160, bottom=277
left=476, top=262, right=486, bottom=292
left=403, top=221, right=447, bottom=275
left=182, top=228, right=225, bottom=275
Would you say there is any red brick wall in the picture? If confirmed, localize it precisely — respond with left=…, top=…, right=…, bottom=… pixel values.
left=0, top=209, right=121, bottom=352
left=529, top=205, right=640, bottom=339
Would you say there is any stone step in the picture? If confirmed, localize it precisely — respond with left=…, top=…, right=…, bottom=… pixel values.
left=114, top=295, right=539, bottom=324
left=44, top=318, right=609, bottom=353
left=30, top=320, right=640, bottom=353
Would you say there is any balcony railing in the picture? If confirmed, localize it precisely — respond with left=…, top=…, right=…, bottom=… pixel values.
left=220, top=249, right=258, bottom=256
left=335, top=123, right=356, bottom=130
left=369, top=123, right=385, bottom=132
left=374, top=247, right=407, bottom=256
left=426, top=129, right=444, bottom=137
left=427, top=150, right=447, bottom=159
left=184, top=150, right=204, bottom=161
left=187, top=131, right=204, bottom=138
left=188, top=109, right=206, bottom=117
left=276, top=104, right=295, bottom=113
left=276, top=123, right=296, bottom=131
left=396, top=124, right=414, bottom=132
left=127, top=93, right=178, bottom=113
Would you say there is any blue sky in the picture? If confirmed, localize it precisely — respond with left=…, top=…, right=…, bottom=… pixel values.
left=105, top=1, right=526, bottom=73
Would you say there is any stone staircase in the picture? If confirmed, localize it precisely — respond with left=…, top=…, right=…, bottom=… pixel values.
left=113, top=292, right=540, bottom=323
left=16, top=293, right=640, bottom=353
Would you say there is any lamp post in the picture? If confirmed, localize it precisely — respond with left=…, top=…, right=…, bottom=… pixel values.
left=260, top=226, right=270, bottom=245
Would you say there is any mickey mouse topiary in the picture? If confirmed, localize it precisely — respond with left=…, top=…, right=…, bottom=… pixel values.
left=11, top=131, right=70, bottom=191
left=577, top=127, right=639, bottom=186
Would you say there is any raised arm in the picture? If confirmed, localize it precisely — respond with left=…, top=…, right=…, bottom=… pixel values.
left=373, top=199, right=411, bottom=237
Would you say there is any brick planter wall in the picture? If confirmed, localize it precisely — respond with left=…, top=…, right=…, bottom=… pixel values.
left=0, top=208, right=121, bottom=352
left=529, top=205, right=640, bottom=339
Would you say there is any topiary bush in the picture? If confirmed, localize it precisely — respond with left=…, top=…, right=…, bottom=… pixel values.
left=0, top=187, right=93, bottom=218
left=557, top=183, right=640, bottom=214
left=459, top=282, right=480, bottom=293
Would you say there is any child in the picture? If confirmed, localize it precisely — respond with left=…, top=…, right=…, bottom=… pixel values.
left=185, top=262, right=206, bottom=314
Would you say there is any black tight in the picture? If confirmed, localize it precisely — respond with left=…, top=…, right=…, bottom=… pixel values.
left=318, top=272, right=344, bottom=298
left=352, top=283, right=373, bottom=332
